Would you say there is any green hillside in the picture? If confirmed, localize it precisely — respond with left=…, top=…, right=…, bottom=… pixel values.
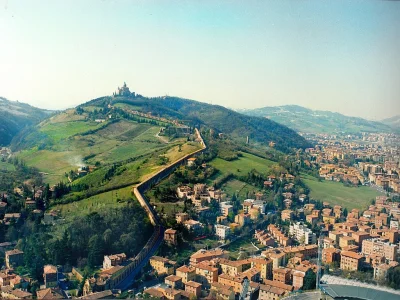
left=0, top=97, right=53, bottom=146
left=302, top=174, right=380, bottom=211
left=240, top=105, right=392, bottom=134
left=85, top=95, right=311, bottom=152
left=381, top=115, right=400, bottom=131
left=15, top=104, right=199, bottom=185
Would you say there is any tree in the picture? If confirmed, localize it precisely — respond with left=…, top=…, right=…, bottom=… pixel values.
left=87, top=235, right=104, bottom=268
left=302, top=271, right=316, bottom=290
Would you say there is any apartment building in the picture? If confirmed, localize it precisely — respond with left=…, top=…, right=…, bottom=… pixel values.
left=289, top=222, right=316, bottom=245
left=362, top=239, right=398, bottom=261
left=149, top=256, right=177, bottom=275
left=340, top=251, right=364, bottom=271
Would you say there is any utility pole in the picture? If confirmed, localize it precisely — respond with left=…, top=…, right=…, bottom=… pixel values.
left=316, top=236, right=323, bottom=290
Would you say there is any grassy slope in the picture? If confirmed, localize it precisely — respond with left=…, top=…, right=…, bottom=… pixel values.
left=302, top=174, right=381, bottom=210
left=18, top=113, right=173, bottom=184
left=222, top=179, right=257, bottom=199
left=207, top=152, right=277, bottom=184
left=53, top=186, right=134, bottom=221
left=0, top=161, right=16, bottom=171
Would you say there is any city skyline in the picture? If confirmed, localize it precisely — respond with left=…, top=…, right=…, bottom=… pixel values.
left=1, top=0, right=399, bottom=120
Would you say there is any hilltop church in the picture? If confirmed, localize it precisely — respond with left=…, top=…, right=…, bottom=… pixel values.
left=113, top=82, right=135, bottom=97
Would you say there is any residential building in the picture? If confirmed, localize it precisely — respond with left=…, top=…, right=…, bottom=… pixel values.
left=195, top=262, right=218, bottom=288
left=289, top=222, right=316, bottom=245
left=362, top=239, right=398, bottom=261
left=215, top=224, right=230, bottom=240
left=176, top=265, right=196, bottom=284
left=103, top=253, right=126, bottom=270
left=273, top=267, right=291, bottom=284
left=43, top=265, right=58, bottom=288
left=149, top=256, right=176, bottom=275
left=165, top=275, right=182, bottom=290
left=5, top=249, right=24, bottom=269
left=190, top=248, right=229, bottom=264
left=259, top=280, right=293, bottom=300
left=185, top=281, right=202, bottom=298
left=340, top=251, right=364, bottom=271
left=164, top=229, right=178, bottom=246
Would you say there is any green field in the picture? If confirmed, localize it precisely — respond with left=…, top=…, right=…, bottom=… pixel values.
left=302, top=174, right=381, bottom=210
left=53, top=186, right=134, bottom=221
left=39, top=120, right=103, bottom=143
left=18, top=118, right=179, bottom=184
left=207, top=152, right=277, bottom=184
left=221, top=179, right=258, bottom=199
left=0, top=161, right=16, bottom=171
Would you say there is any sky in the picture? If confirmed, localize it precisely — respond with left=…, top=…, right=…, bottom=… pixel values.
left=0, top=0, right=399, bottom=120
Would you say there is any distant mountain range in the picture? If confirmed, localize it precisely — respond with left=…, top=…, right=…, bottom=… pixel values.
left=0, top=97, right=53, bottom=146
left=239, top=105, right=393, bottom=134
left=381, top=115, right=400, bottom=131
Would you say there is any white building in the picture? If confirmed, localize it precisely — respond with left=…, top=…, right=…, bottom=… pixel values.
left=390, top=219, right=399, bottom=230
left=244, top=199, right=267, bottom=214
left=289, top=222, right=316, bottom=245
left=215, top=224, right=230, bottom=240
left=219, top=202, right=233, bottom=216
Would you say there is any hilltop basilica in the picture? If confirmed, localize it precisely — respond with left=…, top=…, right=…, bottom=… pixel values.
left=113, top=82, right=135, bottom=97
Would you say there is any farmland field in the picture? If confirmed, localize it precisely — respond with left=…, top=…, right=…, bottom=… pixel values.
left=302, top=174, right=381, bottom=211
left=207, top=152, right=277, bottom=184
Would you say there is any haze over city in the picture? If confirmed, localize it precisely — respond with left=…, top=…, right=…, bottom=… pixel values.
left=1, top=0, right=399, bottom=119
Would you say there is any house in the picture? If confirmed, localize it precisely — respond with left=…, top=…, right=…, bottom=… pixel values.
left=1, top=288, right=33, bottom=299
left=175, top=212, right=189, bottom=223
left=211, top=282, right=235, bottom=300
left=149, top=256, right=176, bottom=275
left=215, top=224, right=230, bottom=240
left=5, top=249, right=24, bottom=269
left=273, top=267, right=292, bottom=284
left=220, top=202, right=233, bottom=216
left=250, top=257, right=273, bottom=280
left=219, top=259, right=252, bottom=277
left=25, top=198, right=36, bottom=210
left=164, top=229, right=178, bottom=246
left=165, top=275, right=182, bottom=289
left=195, top=261, right=218, bottom=288
left=185, top=281, right=202, bottom=298
left=340, top=251, right=364, bottom=271
left=0, top=270, right=16, bottom=286
left=43, top=265, right=58, bottom=288
left=322, top=248, right=341, bottom=264
left=190, top=248, right=229, bottom=264
left=281, top=210, right=293, bottom=222
left=187, top=157, right=197, bottom=167
left=183, top=219, right=202, bottom=233
left=103, top=253, right=126, bottom=270
left=289, top=222, right=316, bottom=245
left=259, top=280, right=293, bottom=300
left=36, top=288, right=63, bottom=299
left=234, top=213, right=251, bottom=227
left=176, top=265, right=196, bottom=284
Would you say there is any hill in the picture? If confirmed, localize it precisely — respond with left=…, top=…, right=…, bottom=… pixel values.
left=381, top=115, right=400, bottom=131
left=101, top=95, right=311, bottom=152
left=239, top=105, right=392, bottom=134
left=0, top=97, right=53, bottom=146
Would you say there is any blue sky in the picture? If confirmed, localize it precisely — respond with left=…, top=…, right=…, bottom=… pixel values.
left=0, top=0, right=399, bottom=119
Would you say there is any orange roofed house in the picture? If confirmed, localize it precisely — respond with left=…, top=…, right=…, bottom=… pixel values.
left=340, top=251, right=364, bottom=271
left=190, top=248, right=229, bottom=264
left=149, top=256, right=177, bottom=275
